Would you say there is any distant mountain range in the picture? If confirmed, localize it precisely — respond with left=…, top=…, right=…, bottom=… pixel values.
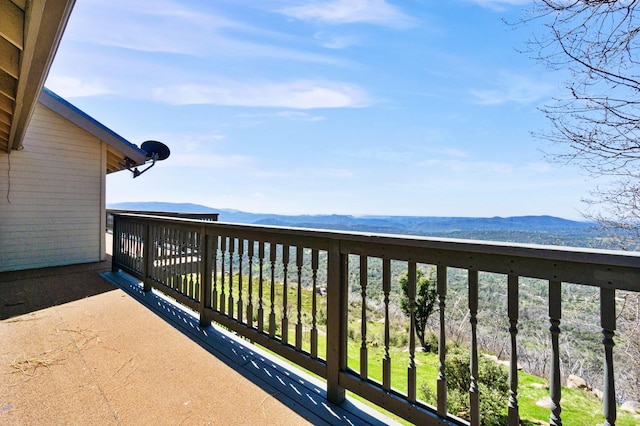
left=108, top=201, right=602, bottom=247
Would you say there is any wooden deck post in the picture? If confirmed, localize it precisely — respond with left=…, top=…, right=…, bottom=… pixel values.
left=326, top=240, right=347, bottom=404
left=199, top=226, right=212, bottom=327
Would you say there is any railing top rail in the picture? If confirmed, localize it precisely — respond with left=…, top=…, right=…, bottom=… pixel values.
left=107, top=209, right=219, bottom=220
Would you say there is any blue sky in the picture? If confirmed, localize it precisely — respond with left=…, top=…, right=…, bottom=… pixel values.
left=46, top=0, right=601, bottom=219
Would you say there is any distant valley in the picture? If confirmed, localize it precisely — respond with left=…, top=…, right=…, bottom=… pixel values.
left=108, top=201, right=605, bottom=248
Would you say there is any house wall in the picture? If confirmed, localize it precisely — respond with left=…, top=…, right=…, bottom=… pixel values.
left=0, top=103, right=105, bottom=272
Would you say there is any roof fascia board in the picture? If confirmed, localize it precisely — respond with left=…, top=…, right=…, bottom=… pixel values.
left=38, top=88, right=147, bottom=165
left=8, top=0, right=76, bottom=151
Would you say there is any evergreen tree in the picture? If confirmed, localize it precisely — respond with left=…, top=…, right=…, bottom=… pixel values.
left=399, top=269, right=437, bottom=351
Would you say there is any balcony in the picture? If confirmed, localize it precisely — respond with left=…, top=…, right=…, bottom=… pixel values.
left=3, top=212, right=640, bottom=425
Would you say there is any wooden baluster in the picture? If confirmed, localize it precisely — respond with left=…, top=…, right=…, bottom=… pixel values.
left=437, top=265, right=447, bottom=416
left=177, top=229, right=181, bottom=291
left=601, top=288, right=617, bottom=426
left=383, top=258, right=391, bottom=391
left=269, top=243, right=277, bottom=338
left=156, top=226, right=162, bottom=286
left=211, top=235, right=218, bottom=311
left=258, top=241, right=265, bottom=332
left=247, top=240, right=254, bottom=327
left=173, top=228, right=179, bottom=291
left=508, top=275, right=520, bottom=426
left=469, top=270, right=479, bottom=426
left=186, top=231, right=191, bottom=297
left=165, top=227, right=171, bottom=289
left=185, top=231, right=190, bottom=297
left=135, top=222, right=140, bottom=271
left=170, top=228, right=176, bottom=291
left=184, top=231, right=189, bottom=295
left=142, top=223, right=152, bottom=292
left=125, top=221, right=130, bottom=265
left=190, top=231, right=196, bottom=297
left=167, top=227, right=172, bottom=289
left=311, top=249, right=319, bottom=358
left=183, top=230, right=188, bottom=295
left=132, top=222, right=136, bottom=269
left=119, top=219, right=125, bottom=265
left=228, top=237, right=235, bottom=319
left=130, top=222, right=136, bottom=270
left=219, top=236, right=227, bottom=315
left=407, top=262, right=417, bottom=403
left=140, top=222, right=146, bottom=273
left=191, top=231, right=197, bottom=299
left=130, top=222, right=133, bottom=268
left=130, top=222, right=135, bottom=269
left=295, top=247, right=304, bottom=351
left=281, top=245, right=290, bottom=344
left=129, top=222, right=134, bottom=265
left=164, top=226, right=170, bottom=286
left=360, top=256, right=368, bottom=379
left=170, top=227, right=176, bottom=290
left=179, top=230, right=185, bottom=294
left=549, top=280, right=562, bottom=426
left=186, top=230, right=192, bottom=296
left=177, top=229, right=182, bottom=290
left=171, top=228, right=176, bottom=290
left=148, top=225, right=155, bottom=283
left=153, top=225, right=159, bottom=284
left=176, top=229, right=182, bottom=292
left=237, top=239, right=244, bottom=323
left=194, top=231, right=201, bottom=302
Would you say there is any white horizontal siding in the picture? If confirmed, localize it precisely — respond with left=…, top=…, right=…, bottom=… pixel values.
left=0, top=104, right=105, bottom=272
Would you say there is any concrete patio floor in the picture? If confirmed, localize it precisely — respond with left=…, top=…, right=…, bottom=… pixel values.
left=0, top=258, right=397, bottom=425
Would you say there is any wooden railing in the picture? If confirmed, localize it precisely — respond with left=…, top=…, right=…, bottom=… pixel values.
left=111, top=212, right=640, bottom=426
left=106, top=209, right=218, bottom=232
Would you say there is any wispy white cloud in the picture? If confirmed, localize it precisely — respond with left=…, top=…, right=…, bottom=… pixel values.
left=63, top=0, right=348, bottom=66
left=469, top=71, right=555, bottom=105
left=229, top=110, right=326, bottom=127
left=275, top=111, right=326, bottom=121
left=64, top=0, right=229, bottom=55
left=314, top=31, right=360, bottom=49
left=279, top=0, right=416, bottom=28
left=153, top=80, right=372, bottom=109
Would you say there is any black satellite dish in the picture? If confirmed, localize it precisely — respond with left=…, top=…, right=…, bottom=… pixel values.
left=141, top=140, right=170, bottom=161
left=127, top=140, right=171, bottom=178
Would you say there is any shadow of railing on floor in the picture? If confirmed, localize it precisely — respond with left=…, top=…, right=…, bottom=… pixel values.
left=101, top=269, right=397, bottom=426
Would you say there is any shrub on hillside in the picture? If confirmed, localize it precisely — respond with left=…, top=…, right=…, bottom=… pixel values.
left=420, top=346, right=509, bottom=425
